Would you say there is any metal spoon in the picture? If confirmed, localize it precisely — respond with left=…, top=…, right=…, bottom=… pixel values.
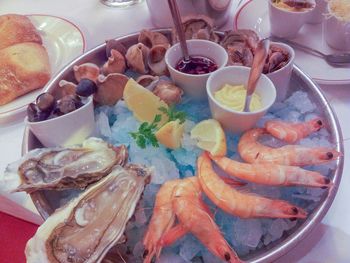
left=167, top=0, right=192, bottom=71
left=271, top=36, right=350, bottom=66
left=243, top=39, right=270, bottom=112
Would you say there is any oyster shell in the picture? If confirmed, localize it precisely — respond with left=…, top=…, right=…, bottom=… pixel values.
left=6, top=138, right=128, bottom=193
left=25, top=164, right=152, bottom=263
left=125, top=43, right=150, bottom=74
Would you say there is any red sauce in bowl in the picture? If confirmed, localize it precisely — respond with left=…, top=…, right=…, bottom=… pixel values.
left=175, top=56, right=218, bottom=75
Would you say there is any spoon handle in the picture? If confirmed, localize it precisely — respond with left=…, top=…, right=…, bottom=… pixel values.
left=243, top=39, right=269, bottom=112
left=246, top=39, right=270, bottom=96
left=271, top=36, right=325, bottom=58
left=168, top=0, right=190, bottom=60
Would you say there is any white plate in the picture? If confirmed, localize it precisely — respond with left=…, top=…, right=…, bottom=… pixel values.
left=0, top=14, right=85, bottom=123
left=234, top=0, right=350, bottom=85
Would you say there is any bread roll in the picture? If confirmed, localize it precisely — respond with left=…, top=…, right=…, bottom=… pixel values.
left=0, top=14, right=42, bottom=50
left=0, top=42, right=51, bottom=105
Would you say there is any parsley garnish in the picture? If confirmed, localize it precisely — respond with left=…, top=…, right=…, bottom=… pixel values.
left=159, top=106, right=186, bottom=124
left=129, top=114, right=161, bottom=149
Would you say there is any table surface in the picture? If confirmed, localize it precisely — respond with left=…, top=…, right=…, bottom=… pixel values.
left=0, top=0, right=349, bottom=262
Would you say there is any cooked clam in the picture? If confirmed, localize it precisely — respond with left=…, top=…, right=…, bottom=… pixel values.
left=105, top=39, right=127, bottom=57
left=148, top=44, right=168, bottom=76
left=125, top=43, right=150, bottom=74
left=73, top=63, right=100, bottom=83
left=6, top=138, right=128, bottom=193
left=102, top=49, right=126, bottom=75
left=25, top=164, right=152, bottom=263
left=138, top=29, right=170, bottom=49
left=95, top=73, right=129, bottom=106
left=136, top=75, right=159, bottom=91
left=153, top=81, right=183, bottom=105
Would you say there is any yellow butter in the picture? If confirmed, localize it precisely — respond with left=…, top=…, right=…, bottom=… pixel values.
left=214, top=84, right=262, bottom=112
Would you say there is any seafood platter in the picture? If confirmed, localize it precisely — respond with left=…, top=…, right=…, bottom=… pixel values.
left=6, top=15, right=344, bottom=263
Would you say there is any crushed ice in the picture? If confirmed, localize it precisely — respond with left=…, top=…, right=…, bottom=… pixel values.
left=93, top=91, right=337, bottom=262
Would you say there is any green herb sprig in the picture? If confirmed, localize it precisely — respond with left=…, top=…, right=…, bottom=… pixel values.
left=159, top=106, right=186, bottom=124
left=129, top=114, right=161, bottom=149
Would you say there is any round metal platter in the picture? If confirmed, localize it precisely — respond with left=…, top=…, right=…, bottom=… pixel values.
left=22, top=29, right=344, bottom=262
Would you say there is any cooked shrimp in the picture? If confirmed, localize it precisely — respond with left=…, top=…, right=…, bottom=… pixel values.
left=143, top=179, right=181, bottom=263
left=238, top=128, right=341, bottom=166
left=265, top=117, right=324, bottom=143
left=210, top=155, right=332, bottom=188
left=159, top=176, right=213, bottom=247
left=198, top=152, right=307, bottom=219
left=171, top=177, right=242, bottom=263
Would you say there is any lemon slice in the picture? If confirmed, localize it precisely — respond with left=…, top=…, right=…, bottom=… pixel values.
left=190, top=119, right=227, bottom=156
left=155, top=119, right=185, bottom=149
left=123, top=78, right=168, bottom=127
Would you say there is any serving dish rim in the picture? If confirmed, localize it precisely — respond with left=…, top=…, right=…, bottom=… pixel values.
left=21, top=28, right=344, bottom=263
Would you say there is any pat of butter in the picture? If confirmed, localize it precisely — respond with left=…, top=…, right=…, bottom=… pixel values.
left=214, top=84, right=262, bottom=112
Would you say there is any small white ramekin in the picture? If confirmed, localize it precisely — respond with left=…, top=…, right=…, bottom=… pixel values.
left=206, top=66, right=276, bottom=134
left=269, top=0, right=316, bottom=38
left=165, top=39, right=228, bottom=100
left=266, top=42, right=295, bottom=102
left=25, top=96, right=95, bottom=147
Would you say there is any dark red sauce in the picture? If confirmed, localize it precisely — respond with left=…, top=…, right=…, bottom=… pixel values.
left=175, top=56, right=218, bottom=75
left=284, top=1, right=314, bottom=9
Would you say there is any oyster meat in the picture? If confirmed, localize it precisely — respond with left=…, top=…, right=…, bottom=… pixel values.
left=25, top=164, right=152, bottom=263
left=5, top=138, right=128, bottom=193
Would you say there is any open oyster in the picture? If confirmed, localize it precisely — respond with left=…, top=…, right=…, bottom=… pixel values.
left=6, top=138, right=128, bottom=193
left=25, top=164, right=152, bottom=263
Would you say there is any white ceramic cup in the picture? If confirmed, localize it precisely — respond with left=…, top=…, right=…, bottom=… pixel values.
left=266, top=42, right=295, bottom=102
left=206, top=66, right=276, bottom=134
left=26, top=96, right=95, bottom=147
left=324, top=8, right=350, bottom=51
left=165, top=39, right=228, bottom=100
left=306, top=0, right=328, bottom=24
left=269, top=0, right=316, bottom=38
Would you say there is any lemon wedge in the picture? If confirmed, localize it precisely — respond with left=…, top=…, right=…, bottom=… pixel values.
left=123, top=78, right=168, bottom=127
left=155, top=119, right=185, bottom=149
left=190, top=119, right=227, bottom=156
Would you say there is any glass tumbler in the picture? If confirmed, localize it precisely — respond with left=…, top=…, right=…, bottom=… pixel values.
left=100, top=0, right=143, bottom=7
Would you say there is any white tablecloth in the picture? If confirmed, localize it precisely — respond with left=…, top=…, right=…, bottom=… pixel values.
left=0, top=0, right=349, bottom=262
